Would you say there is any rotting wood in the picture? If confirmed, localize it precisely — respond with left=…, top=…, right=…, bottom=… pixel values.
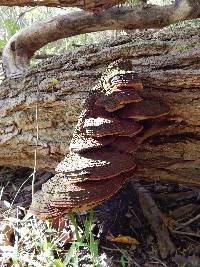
left=0, top=22, right=200, bottom=185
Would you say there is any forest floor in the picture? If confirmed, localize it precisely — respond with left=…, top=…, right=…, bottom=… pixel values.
left=0, top=167, right=200, bottom=267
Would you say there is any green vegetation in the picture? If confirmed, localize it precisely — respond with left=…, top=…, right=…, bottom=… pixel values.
left=1, top=209, right=100, bottom=266
left=128, top=0, right=140, bottom=5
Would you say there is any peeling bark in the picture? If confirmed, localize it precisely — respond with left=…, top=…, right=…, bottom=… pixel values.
left=0, top=22, right=200, bottom=185
left=0, top=0, right=125, bottom=10
left=3, top=0, right=200, bottom=77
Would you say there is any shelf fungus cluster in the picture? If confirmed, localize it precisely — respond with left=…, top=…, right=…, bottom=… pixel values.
left=30, top=60, right=170, bottom=220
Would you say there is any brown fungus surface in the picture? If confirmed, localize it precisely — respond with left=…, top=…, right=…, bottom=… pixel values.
left=118, top=99, right=170, bottom=120
left=29, top=190, right=68, bottom=220
left=83, top=115, right=143, bottom=137
left=42, top=171, right=132, bottom=208
left=70, top=132, right=115, bottom=152
left=79, top=106, right=143, bottom=138
left=109, top=136, right=140, bottom=154
left=70, top=109, right=117, bottom=152
left=55, top=148, right=136, bottom=182
left=107, top=73, right=143, bottom=90
left=95, top=88, right=143, bottom=112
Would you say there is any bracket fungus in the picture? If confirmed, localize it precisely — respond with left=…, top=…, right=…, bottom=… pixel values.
left=30, top=60, right=170, bottom=220
left=30, top=190, right=68, bottom=220
left=76, top=107, right=143, bottom=138
left=96, top=73, right=143, bottom=112
left=104, top=73, right=143, bottom=91
left=30, top=171, right=134, bottom=220
left=43, top=171, right=132, bottom=208
left=70, top=132, right=116, bottom=153
left=118, top=99, right=170, bottom=120
left=110, top=136, right=140, bottom=154
left=55, top=148, right=136, bottom=182
left=82, top=115, right=143, bottom=137
left=95, top=87, right=143, bottom=112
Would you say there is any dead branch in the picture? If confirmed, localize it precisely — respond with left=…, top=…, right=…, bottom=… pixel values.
left=133, top=183, right=176, bottom=259
left=3, top=0, right=200, bottom=77
left=0, top=0, right=125, bottom=11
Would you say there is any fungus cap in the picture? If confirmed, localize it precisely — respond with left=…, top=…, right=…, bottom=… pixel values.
left=118, top=99, right=170, bottom=120
left=110, top=136, right=140, bottom=154
left=95, top=88, right=142, bottom=112
left=29, top=190, right=68, bottom=220
left=55, top=148, right=136, bottom=182
left=70, top=132, right=115, bottom=153
left=29, top=190, right=96, bottom=220
left=107, top=73, right=143, bottom=90
left=42, top=170, right=133, bottom=208
left=83, top=116, right=143, bottom=137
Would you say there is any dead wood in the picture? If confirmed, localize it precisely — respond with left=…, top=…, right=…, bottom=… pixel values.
left=0, top=22, right=200, bottom=186
left=169, top=204, right=199, bottom=220
left=0, top=0, right=125, bottom=10
left=133, top=182, right=176, bottom=259
left=3, top=0, right=200, bottom=77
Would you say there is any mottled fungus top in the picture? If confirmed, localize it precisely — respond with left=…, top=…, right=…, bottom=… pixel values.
left=55, top=148, right=136, bottom=181
left=30, top=170, right=134, bottom=220
left=118, top=99, right=170, bottom=120
left=80, top=106, right=143, bottom=137
left=106, top=73, right=143, bottom=91
left=95, top=88, right=142, bottom=112
left=70, top=132, right=116, bottom=153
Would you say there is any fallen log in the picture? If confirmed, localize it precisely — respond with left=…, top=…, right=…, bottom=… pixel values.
left=0, top=21, right=200, bottom=185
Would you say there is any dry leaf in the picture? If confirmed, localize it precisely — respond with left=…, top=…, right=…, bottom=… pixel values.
left=0, top=224, right=14, bottom=246
left=161, top=213, right=177, bottom=228
left=107, top=233, right=139, bottom=245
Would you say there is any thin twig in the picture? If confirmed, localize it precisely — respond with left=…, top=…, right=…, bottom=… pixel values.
left=9, top=174, right=33, bottom=210
left=32, top=75, right=40, bottom=200
left=169, top=227, right=200, bottom=239
left=16, top=7, right=38, bottom=21
left=176, top=213, right=200, bottom=230
left=112, top=244, right=141, bottom=267
left=150, top=256, right=169, bottom=267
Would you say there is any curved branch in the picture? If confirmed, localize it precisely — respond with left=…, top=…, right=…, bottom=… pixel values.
left=3, top=0, right=200, bottom=77
left=0, top=0, right=125, bottom=11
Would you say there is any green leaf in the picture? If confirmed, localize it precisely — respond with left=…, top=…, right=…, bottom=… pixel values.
left=64, top=242, right=79, bottom=265
left=68, top=214, right=82, bottom=242
left=91, top=240, right=99, bottom=258
left=120, top=255, right=127, bottom=267
left=83, top=219, right=90, bottom=242
left=43, top=241, right=52, bottom=251
left=127, top=0, right=140, bottom=5
left=53, top=259, right=65, bottom=267
left=49, top=78, right=60, bottom=85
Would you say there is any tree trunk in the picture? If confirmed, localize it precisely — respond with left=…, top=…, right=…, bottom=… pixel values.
left=0, top=22, right=200, bottom=185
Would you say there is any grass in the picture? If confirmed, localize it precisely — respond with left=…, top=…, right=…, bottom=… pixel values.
left=66, top=210, right=100, bottom=266
left=0, top=167, right=101, bottom=266
left=0, top=208, right=101, bottom=267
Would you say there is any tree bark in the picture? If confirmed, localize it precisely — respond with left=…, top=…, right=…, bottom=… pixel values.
left=3, top=0, right=200, bottom=77
left=0, top=22, right=200, bottom=185
left=0, top=0, right=125, bottom=11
